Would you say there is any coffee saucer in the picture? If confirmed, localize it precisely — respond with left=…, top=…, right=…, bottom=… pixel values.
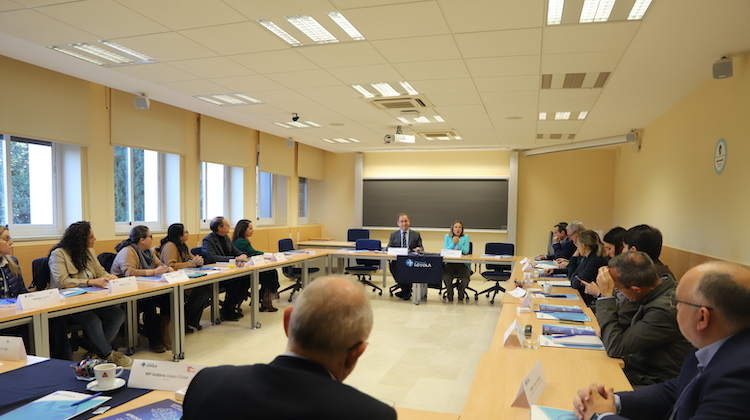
left=86, top=377, right=126, bottom=392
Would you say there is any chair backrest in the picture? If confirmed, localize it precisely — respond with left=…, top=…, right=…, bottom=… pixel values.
left=97, top=252, right=117, bottom=273
left=355, top=239, right=381, bottom=267
left=278, top=238, right=294, bottom=252
left=31, top=257, right=51, bottom=291
left=191, top=247, right=204, bottom=257
left=347, top=229, right=370, bottom=242
left=484, top=242, right=514, bottom=272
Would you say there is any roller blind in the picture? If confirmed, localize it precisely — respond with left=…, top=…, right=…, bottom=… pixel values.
left=259, top=132, right=294, bottom=176
left=110, top=90, right=192, bottom=155
left=199, top=116, right=256, bottom=167
left=297, top=143, right=325, bottom=180
left=0, top=56, right=92, bottom=146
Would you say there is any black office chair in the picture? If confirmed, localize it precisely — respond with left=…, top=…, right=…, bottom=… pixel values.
left=347, top=229, right=370, bottom=242
left=30, top=257, right=51, bottom=291
left=475, top=243, right=514, bottom=304
left=277, top=238, right=320, bottom=302
left=191, top=247, right=204, bottom=257
left=440, top=242, right=477, bottom=301
left=345, top=239, right=382, bottom=295
left=97, top=252, right=117, bottom=273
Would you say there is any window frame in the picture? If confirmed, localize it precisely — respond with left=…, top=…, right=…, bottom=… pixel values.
left=113, top=146, right=167, bottom=234
left=298, top=177, right=309, bottom=224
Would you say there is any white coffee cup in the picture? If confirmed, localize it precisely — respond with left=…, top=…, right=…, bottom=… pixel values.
left=94, top=363, right=123, bottom=389
left=543, top=283, right=553, bottom=293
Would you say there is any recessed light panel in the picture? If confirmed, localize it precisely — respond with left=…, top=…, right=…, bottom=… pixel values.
left=49, top=41, right=157, bottom=67
left=194, top=93, right=263, bottom=106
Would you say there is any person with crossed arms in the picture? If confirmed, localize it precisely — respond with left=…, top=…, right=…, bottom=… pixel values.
left=573, top=261, right=750, bottom=420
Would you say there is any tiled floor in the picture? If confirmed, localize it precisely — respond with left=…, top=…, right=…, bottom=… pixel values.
left=109, top=274, right=507, bottom=415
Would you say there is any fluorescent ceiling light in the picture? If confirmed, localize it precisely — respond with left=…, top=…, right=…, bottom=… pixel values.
left=234, top=93, right=262, bottom=103
left=326, top=11, right=364, bottom=40
left=628, top=0, right=653, bottom=20
left=397, top=117, right=410, bottom=124
left=438, top=137, right=450, bottom=141
left=101, top=41, right=155, bottom=62
left=194, top=93, right=262, bottom=106
left=555, top=112, right=571, bottom=120
left=74, top=44, right=132, bottom=64
left=257, top=20, right=303, bottom=46
left=305, top=121, right=322, bottom=127
left=195, top=95, right=225, bottom=106
left=50, top=47, right=107, bottom=65
left=454, top=136, right=462, bottom=140
left=547, top=0, right=564, bottom=25
left=286, top=15, right=337, bottom=44
left=274, top=122, right=291, bottom=128
left=333, top=138, right=349, bottom=143
left=580, top=0, right=615, bottom=23
left=578, top=111, right=588, bottom=120
left=351, top=84, right=374, bottom=98
left=433, top=116, right=445, bottom=122
left=322, top=139, right=335, bottom=143
left=399, top=81, right=418, bottom=95
left=414, top=116, right=430, bottom=124
left=212, top=94, right=246, bottom=105
left=50, top=41, right=156, bottom=67
left=288, top=121, right=309, bottom=128
left=539, top=112, right=547, bottom=120
left=348, top=138, right=361, bottom=143
left=370, top=82, right=400, bottom=97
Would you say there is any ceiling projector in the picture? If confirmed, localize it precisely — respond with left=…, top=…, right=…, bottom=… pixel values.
left=383, top=133, right=415, bottom=144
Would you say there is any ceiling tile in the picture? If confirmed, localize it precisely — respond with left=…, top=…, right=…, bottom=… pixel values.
left=222, top=0, right=337, bottom=20
left=35, top=0, right=168, bottom=39
left=113, top=32, right=219, bottom=62
left=295, top=42, right=387, bottom=68
left=0, top=9, right=96, bottom=45
left=296, top=85, right=360, bottom=101
left=465, top=55, right=541, bottom=78
left=455, top=28, right=542, bottom=58
left=344, top=2, right=449, bottom=40
left=180, top=22, right=288, bottom=56
left=439, top=0, right=544, bottom=32
left=536, top=120, right=585, bottom=134
left=410, top=78, right=477, bottom=95
left=158, top=79, right=233, bottom=96
left=473, top=75, right=539, bottom=92
left=424, top=92, right=482, bottom=107
left=210, top=74, right=287, bottom=92
left=371, top=35, right=460, bottom=63
left=114, top=0, right=247, bottom=31
left=543, top=22, right=640, bottom=54
left=111, top=63, right=198, bottom=84
left=480, top=90, right=538, bottom=105
left=541, top=51, right=624, bottom=73
left=229, top=50, right=319, bottom=74
left=253, top=89, right=310, bottom=104
left=0, top=1, right=28, bottom=12
left=393, top=60, right=470, bottom=81
left=168, top=57, right=256, bottom=79
left=264, top=69, right=343, bottom=89
left=326, top=64, right=403, bottom=84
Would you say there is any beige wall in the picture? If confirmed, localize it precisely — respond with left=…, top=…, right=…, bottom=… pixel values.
left=516, top=149, right=616, bottom=257
left=613, top=52, right=750, bottom=265
left=320, top=152, right=356, bottom=241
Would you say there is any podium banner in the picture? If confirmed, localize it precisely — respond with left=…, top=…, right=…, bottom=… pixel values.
left=395, top=255, right=443, bottom=285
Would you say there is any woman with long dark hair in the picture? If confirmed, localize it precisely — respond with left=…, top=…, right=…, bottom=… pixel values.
left=49, top=221, right=130, bottom=366
left=111, top=225, right=173, bottom=353
left=232, top=219, right=280, bottom=312
left=158, top=223, right=210, bottom=331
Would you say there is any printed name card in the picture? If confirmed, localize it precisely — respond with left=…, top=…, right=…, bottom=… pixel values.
left=512, top=360, right=546, bottom=407
left=0, top=336, right=26, bottom=361
left=16, top=289, right=59, bottom=310
left=250, top=255, right=266, bottom=266
left=272, top=252, right=287, bottom=262
left=503, top=320, right=527, bottom=347
left=520, top=257, right=530, bottom=265
left=521, top=291, right=533, bottom=309
left=440, top=249, right=462, bottom=258
left=110, top=277, right=138, bottom=294
left=128, top=359, right=206, bottom=391
left=161, top=271, right=189, bottom=284
left=387, top=247, right=408, bottom=256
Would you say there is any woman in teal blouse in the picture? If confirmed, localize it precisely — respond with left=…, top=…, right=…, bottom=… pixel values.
left=232, top=219, right=280, bottom=312
left=442, top=220, right=471, bottom=301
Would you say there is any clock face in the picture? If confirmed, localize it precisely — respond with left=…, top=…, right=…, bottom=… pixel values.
left=714, top=138, right=727, bottom=174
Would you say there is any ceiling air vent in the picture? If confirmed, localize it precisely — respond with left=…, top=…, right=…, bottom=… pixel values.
left=369, top=96, right=433, bottom=110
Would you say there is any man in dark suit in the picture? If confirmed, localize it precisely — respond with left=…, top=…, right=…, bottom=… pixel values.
left=202, top=216, right=249, bottom=321
left=182, top=276, right=397, bottom=420
left=573, top=261, right=750, bottom=420
left=387, top=213, right=423, bottom=300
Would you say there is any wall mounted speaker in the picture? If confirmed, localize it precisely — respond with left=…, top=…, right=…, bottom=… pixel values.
left=134, top=95, right=150, bottom=110
left=713, top=57, right=733, bottom=79
left=286, top=140, right=295, bottom=148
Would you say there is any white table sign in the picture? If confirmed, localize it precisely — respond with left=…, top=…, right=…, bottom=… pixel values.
left=250, top=255, right=266, bottom=266
left=110, top=277, right=138, bottom=294
left=272, top=252, right=287, bottom=262
left=16, top=289, right=59, bottom=310
left=521, top=291, right=533, bottom=309
left=161, top=271, right=189, bottom=284
left=128, top=359, right=206, bottom=391
left=387, top=247, right=408, bottom=256
left=512, top=360, right=546, bottom=407
left=440, top=249, right=462, bottom=258
left=0, top=336, right=26, bottom=361
left=503, top=320, right=526, bottom=347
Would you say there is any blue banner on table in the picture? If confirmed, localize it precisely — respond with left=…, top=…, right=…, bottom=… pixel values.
left=394, top=255, right=443, bottom=285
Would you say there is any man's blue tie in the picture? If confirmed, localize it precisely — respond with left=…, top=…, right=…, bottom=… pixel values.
left=401, top=231, right=406, bottom=248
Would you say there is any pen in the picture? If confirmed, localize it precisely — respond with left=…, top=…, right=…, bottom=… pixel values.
left=551, top=334, right=576, bottom=338
left=70, top=392, right=103, bottom=407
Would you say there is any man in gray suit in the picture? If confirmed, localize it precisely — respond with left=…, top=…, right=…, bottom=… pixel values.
left=387, top=213, right=422, bottom=300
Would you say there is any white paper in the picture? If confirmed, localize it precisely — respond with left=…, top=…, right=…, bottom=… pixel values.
left=127, top=359, right=206, bottom=392
left=161, top=271, right=189, bottom=284
left=0, top=336, right=26, bottom=361
left=521, top=291, right=533, bottom=309
left=512, top=360, right=546, bottom=407
left=16, top=289, right=59, bottom=310
left=509, top=288, right=527, bottom=298
left=503, top=320, right=522, bottom=346
left=110, top=276, right=138, bottom=294
left=387, top=247, right=408, bottom=256
left=440, top=249, right=462, bottom=258
left=250, top=255, right=266, bottom=266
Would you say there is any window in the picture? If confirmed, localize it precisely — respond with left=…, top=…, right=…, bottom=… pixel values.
left=200, top=162, right=226, bottom=221
left=298, top=177, right=308, bottom=223
left=0, top=135, right=61, bottom=236
left=115, top=146, right=164, bottom=232
left=257, top=170, right=273, bottom=224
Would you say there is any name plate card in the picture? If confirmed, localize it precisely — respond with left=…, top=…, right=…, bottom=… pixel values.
left=272, top=252, right=287, bottom=262
left=128, top=359, right=206, bottom=392
left=520, top=257, right=530, bottom=265
left=161, top=271, right=189, bottom=284
left=0, top=336, right=26, bottom=361
left=110, top=277, right=138, bottom=294
left=440, top=249, right=462, bottom=258
left=16, top=289, right=59, bottom=310
left=387, top=247, right=408, bottom=256
left=521, top=291, right=533, bottom=309
left=503, top=320, right=527, bottom=347
left=250, top=255, right=266, bottom=266
left=512, top=360, right=546, bottom=407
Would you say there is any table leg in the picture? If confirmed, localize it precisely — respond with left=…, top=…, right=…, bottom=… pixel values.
left=124, top=300, right=137, bottom=355
left=32, top=314, right=49, bottom=357
left=173, top=286, right=184, bottom=361
left=250, top=271, right=260, bottom=329
left=211, top=282, right=220, bottom=325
